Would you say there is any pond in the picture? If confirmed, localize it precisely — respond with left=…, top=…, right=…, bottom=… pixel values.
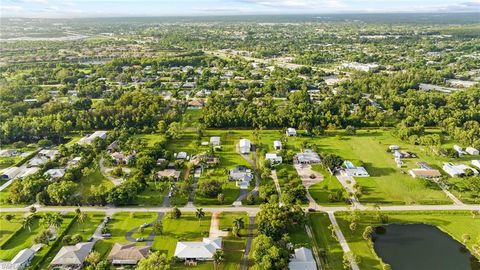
left=373, top=224, right=480, bottom=270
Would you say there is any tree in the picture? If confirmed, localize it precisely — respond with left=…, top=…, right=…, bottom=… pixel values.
left=256, top=203, right=305, bottom=240
left=153, top=220, right=163, bottom=235
left=3, top=214, right=14, bottom=223
left=321, top=154, right=343, bottom=171
left=85, top=251, right=102, bottom=267
left=166, top=122, right=182, bottom=139
left=217, top=193, right=225, bottom=204
left=363, top=226, right=373, bottom=241
left=197, top=180, right=222, bottom=198
left=136, top=251, right=170, bottom=270
left=232, top=217, right=245, bottom=237
left=78, top=212, right=88, bottom=232
left=34, top=229, right=53, bottom=245
left=47, top=181, right=78, bottom=205
left=195, top=208, right=205, bottom=223
left=22, top=215, right=34, bottom=232
left=345, top=125, right=356, bottom=135
left=29, top=206, right=37, bottom=214
left=252, top=234, right=290, bottom=270
left=213, top=250, right=225, bottom=270
left=170, top=207, right=181, bottom=219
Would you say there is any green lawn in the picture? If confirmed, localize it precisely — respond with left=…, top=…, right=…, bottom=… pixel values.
left=0, top=156, right=22, bottom=169
left=136, top=182, right=167, bottom=206
left=335, top=211, right=480, bottom=270
left=309, top=165, right=350, bottom=206
left=309, top=213, right=344, bottom=270
left=218, top=212, right=249, bottom=270
left=0, top=213, right=25, bottom=246
left=77, top=168, right=114, bottom=201
left=152, top=212, right=211, bottom=258
left=94, top=212, right=158, bottom=258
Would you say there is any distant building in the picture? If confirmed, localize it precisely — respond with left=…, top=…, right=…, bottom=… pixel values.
left=341, top=62, right=379, bottom=72
left=44, top=168, right=66, bottom=180
left=343, top=161, right=370, bottom=177
left=273, top=140, right=282, bottom=150
left=265, top=153, right=282, bottom=165
left=471, top=160, right=480, bottom=170
left=157, top=169, right=181, bottom=181
left=174, top=237, right=222, bottom=261
left=38, top=149, right=59, bottom=160
left=288, top=247, right=317, bottom=270
left=286, top=128, right=297, bottom=137
left=67, top=157, right=82, bottom=168
left=210, top=137, right=221, bottom=147
left=294, top=150, right=321, bottom=164
left=0, top=246, right=39, bottom=270
left=1, top=167, right=21, bottom=180
left=175, top=152, right=188, bottom=160
left=0, top=149, right=21, bottom=157
left=188, top=99, right=204, bottom=109
left=466, top=147, right=479, bottom=155
left=77, top=131, right=108, bottom=145
left=453, top=145, right=467, bottom=156
left=239, top=139, right=251, bottom=154
left=409, top=169, right=442, bottom=179
left=442, top=163, right=479, bottom=177
left=447, top=79, right=477, bottom=88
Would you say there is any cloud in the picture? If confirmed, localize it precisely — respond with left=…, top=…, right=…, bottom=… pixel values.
left=239, top=0, right=345, bottom=9
left=439, top=0, right=480, bottom=11
left=0, top=5, right=24, bottom=13
left=10, top=0, right=49, bottom=4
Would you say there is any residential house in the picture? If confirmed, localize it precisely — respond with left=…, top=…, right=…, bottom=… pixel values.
left=0, top=246, right=40, bottom=270
left=175, top=152, right=188, bottom=160
left=108, top=243, right=150, bottom=265
left=288, top=247, right=317, bottom=270
left=111, top=152, right=134, bottom=165
left=188, top=99, right=204, bottom=109
left=210, top=137, right=221, bottom=148
left=442, top=163, right=479, bottom=177
left=471, top=160, right=480, bottom=170
left=1, top=167, right=21, bottom=180
left=50, top=242, right=94, bottom=270
left=343, top=161, right=370, bottom=177
left=38, top=149, right=59, bottom=160
left=0, top=149, right=20, bottom=157
left=273, top=140, right=282, bottom=150
left=265, top=153, right=282, bottom=165
left=67, top=157, right=82, bottom=168
left=17, top=167, right=39, bottom=178
left=466, top=147, right=479, bottom=155
left=157, top=169, right=181, bottom=181
left=454, top=145, right=467, bottom=156
left=229, top=166, right=253, bottom=189
left=27, top=156, right=48, bottom=167
left=294, top=150, right=321, bottom=164
left=286, top=128, right=297, bottom=137
left=44, top=168, right=66, bottom=180
left=107, top=141, right=119, bottom=153
left=239, top=139, right=251, bottom=154
left=77, top=131, right=107, bottom=145
left=408, top=169, right=442, bottom=179
left=389, top=145, right=400, bottom=151
left=174, top=237, right=222, bottom=261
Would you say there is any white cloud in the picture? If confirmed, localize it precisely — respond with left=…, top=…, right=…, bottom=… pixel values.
left=239, top=0, right=345, bottom=9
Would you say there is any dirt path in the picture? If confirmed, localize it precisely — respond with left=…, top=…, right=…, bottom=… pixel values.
left=209, top=212, right=229, bottom=238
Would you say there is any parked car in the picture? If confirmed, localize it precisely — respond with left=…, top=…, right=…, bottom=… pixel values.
left=140, top=223, right=151, bottom=228
left=102, top=233, right=111, bottom=238
left=136, top=237, right=145, bottom=242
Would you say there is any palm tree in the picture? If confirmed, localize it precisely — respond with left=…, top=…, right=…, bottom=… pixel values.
left=78, top=212, right=88, bottom=232
left=195, top=208, right=205, bottom=223
left=232, top=217, right=245, bottom=237
left=22, top=215, right=34, bottom=232
left=212, top=250, right=224, bottom=270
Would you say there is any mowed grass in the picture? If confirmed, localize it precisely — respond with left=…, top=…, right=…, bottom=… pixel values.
left=77, top=168, right=114, bottom=200
left=309, top=213, right=344, bottom=270
left=0, top=213, right=25, bottom=245
left=335, top=211, right=480, bottom=269
left=94, top=212, right=158, bottom=258
left=152, top=212, right=211, bottom=258
left=258, top=129, right=451, bottom=205
left=218, top=212, right=249, bottom=270
left=309, top=165, right=349, bottom=206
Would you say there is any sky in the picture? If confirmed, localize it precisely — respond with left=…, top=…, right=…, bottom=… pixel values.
left=1, top=0, right=480, bottom=18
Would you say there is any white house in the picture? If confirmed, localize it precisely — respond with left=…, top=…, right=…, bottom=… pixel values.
left=210, top=137, right=221, bottom=148
left=453, top=145, right=466, bottom=156
left=294, top=150, right=321, bottom=164
left=1, top=167, right=21, bottom=180
left=344, top=161, right=370, bottom=177
left=239, top=139, right=251, bottom=154
left=77, top=131, right=108, bottom=145
left=0, top=149, right=20, bottom=157
left=50, top=242, right=94, bottom=270
left=27, top=156, right=48, bottom=167
left=17, top=167, right=39, bottom=179
left=229, top=166, right=253, bottom=189
left=0, top=248, right=36, bottom=270
left=273, top=140, right=282, bottom=150
left=286, top=128, right=297, bottom=136
left=44, top=168, right=66, bottom=180
left=175, top=152, right=188, bottom=160
left=38, top=149, right=59, bottom=160
left=466, top=147, right=479, bottom=155
left=471, top=160, right=480, bottom=170
left=442, top=163, right=479, bottom=177
left=174, top=237, right=222, bottom=261
left=288, top=247, right=317, bottom=270
left=265, top=153, right=282, bottom=165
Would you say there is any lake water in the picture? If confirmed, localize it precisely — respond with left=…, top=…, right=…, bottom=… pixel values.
left=372, top=224, right=480, bottom=270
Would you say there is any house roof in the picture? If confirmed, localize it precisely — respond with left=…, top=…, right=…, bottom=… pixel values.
left=289, top=247, right=317, bottom=270
left=11, top=248, right=35, bottom=265
left=239, top=139, right=251, bottom=148
left=273, top=140, right=282, bottom=147
left=44, top=168, right=66, bottom=179
left=50, top=242, right=94, bottom=266
left=174, top=238, right=222, bottom=259
left=210, top=137, right=220, bottom=143
left=157, top=169, right=181, bottom=179
left=409, top=169, right=441, bottom=178
left=108, top=243, right=149, bottom=264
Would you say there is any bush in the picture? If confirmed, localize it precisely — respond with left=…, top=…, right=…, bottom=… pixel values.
left=197, top=179, right=222, bottom=198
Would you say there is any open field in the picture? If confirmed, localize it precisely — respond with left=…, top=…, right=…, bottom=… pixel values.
left=309, top=164, right=350, bottom=206
left=0, top=213, right=25, bottom=246
left=77, top=168, right=114, bottom=199
left=335, top=211, right=480, bottom=269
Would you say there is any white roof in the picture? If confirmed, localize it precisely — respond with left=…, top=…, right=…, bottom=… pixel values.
left=174, top=238, right=222, bottom=259
left=2, top=167, right=21, bottom=178
left=210, top=137, right=220, bottom=143
left=50, top=242, right=94, bottom=266
left=239, top=139, right=251, bottom=148
left=176, top=152, right=188, bottom=159
left=11, top=248, right=35, bottom=265
left=443, top=163, right=479, bottom=176
left=289, top=247, right=317, bottom=270
left=472, top=160, right=480, bottom=169
left=266, top=153, right=279, bottom=159
left=39, top=149, right=59, bottom=159
left=18, top=167, right=39, bottom=178
left=44, top=168, right=66, bottom=179
left=274, top=140, right=282, bottom=147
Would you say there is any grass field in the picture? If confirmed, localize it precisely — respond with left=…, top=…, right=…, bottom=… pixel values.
left=309, top=213, right=344, bottom=270
left=77, top=168, right=114, bottom=200
left=309, top=164, right=350, bottom=206
left=335, top=211, right=480, bottom=269
left=218, top=212, right=249, bottom=270
left=0, top=213, right=25, bottom=246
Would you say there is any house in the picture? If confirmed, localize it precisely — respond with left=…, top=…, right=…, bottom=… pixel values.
left=229, top=166, right=253, bottom=189
left=471, top=160, right=480, bottom=170
left=108, top=243, right=150, bottom=265
left=44, top=168, right=66, bottom=180
left=157, top=169, right=181, bottom=181
left=0, top=149, right=20, bottom=157
left=1, top=167, right=21, bottom=180
left=294, top=150, right=321, bottom=164
left=389, top=145, right=400, bottom=151
left=453, top=145, right=466, bottom=156
left=0, top=247, right=36, bottom=270
left=174, top=237, right=222, bottom=261
left=286, top=128, right=297, bottom=136
left=466, top=147, right=479, bottom=155
left=175, top=152, right=188, bottom=160
left=188, top=99, right=204, bottom=109
left=38, top=149, right=59, bottom=160
left=409, top=169, right=442, bottom=179
left=77, top=131, right=107, bottom=145
left=17, top=167, right=39, bottom=178
left=442, top=163, right=479, bottom=177
left=67, top=157, right=82, bottom=168
left=107, top=141, right=119, bottom=153
left=27, top=156, right=48, bottom=167
left=239, top=139, right=251, bottom=154
left=50, top=242, right=94, bottom=270
left=343, top=161, right=370, bottom=177
left=265, top=153, right=282, bottom=165
left=288, top=247, right=317, bottom=270
left=210, top=137, right=221, bottom=148
left=111, top=152, right=134, bottom=165
left=273, top=140, right=282, bottom=150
